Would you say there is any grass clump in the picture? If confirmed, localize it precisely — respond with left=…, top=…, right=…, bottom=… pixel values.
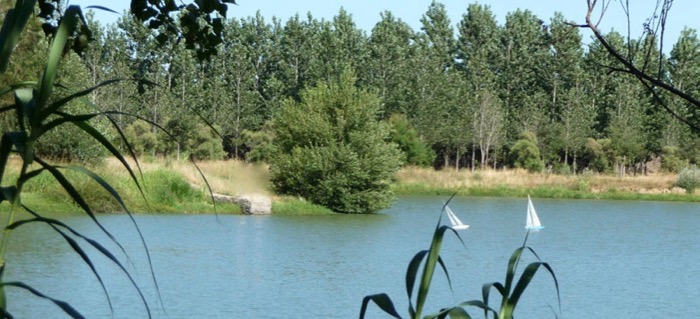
left=271, top=196, right=335, bottom=215
left=676, top=167, right=700, bottom=194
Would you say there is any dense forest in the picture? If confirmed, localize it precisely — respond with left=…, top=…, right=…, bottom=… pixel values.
left=5, top=2, right=700, bottom=175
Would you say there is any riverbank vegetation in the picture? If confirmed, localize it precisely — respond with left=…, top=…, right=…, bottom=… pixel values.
left=3, top=158, right=696, bottom=217
left=8, top=1, right=696, bottom=214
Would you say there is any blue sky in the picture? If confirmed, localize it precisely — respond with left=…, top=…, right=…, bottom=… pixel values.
left=71, top=0, right=698, bottom=48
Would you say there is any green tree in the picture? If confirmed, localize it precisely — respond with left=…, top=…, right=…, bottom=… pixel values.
left=364, top=11, right=415, bottom=117
left=499, top=10, right=550, bottom=149
left=269, top=70, right=402, bottom=214
left=34, top=50, right=109, bottom=163
left=472, top=89, right=505, bottom=170
left=456, top=4, right=503, bottom=170
left=456, top=3, right=500, bottom=92
left=419, top=1, right=455, bottom=71
left=412, top=2, right=472, bottom=170
left=556, top=86, right=595, bottom=173
left=666, top=28, right=700, bottom=164
left=510, top=131, right=544, bottom=172
left=388, top=113, right=435, bottom=167
left=124, top=120, right=159, bottom=156
left=546, top=13, right=592, bottom=172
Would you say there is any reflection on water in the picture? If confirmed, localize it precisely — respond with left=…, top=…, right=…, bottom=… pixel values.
left=4, top=197, right=700, bottom=318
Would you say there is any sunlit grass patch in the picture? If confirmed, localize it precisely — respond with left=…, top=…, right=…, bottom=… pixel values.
left=271, top=196, right=335, bottom=215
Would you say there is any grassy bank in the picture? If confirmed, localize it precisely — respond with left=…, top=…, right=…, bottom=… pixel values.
left=393, top=166, right=700, bottom=202
left=2, top=159, right=697, bottom=216
left=0, top=158, right=242, bottom=214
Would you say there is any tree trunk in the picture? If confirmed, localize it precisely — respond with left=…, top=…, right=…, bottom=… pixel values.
left=471, top=146, right=475, bottom=172
left=455, top=147, right=460, bottom=172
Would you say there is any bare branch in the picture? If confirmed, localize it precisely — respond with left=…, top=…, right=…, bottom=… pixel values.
left=582, top=0, right=699, bottom=132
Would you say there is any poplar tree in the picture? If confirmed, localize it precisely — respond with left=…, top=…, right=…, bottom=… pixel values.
left=667, top=28, right=700, bottom=164
left=499, top=10, right=550, bottom=148
left=457, top=3, right=503, bottom=169
left=365, top=11, right=414, bottom=117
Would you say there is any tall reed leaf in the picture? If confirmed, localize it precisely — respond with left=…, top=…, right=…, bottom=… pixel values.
left=6, top=218, right=115, bottom=315
left=361, top=196, right=559, bottom=319
left=0, top=282, right=84, bottom=319
left=36, top=6, right=83, bottom=112
left=0, top=0, right=37, bottom=74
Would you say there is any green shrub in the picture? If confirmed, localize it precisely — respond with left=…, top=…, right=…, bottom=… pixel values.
left=661, top=146, right=688, bottom=173
left=124, top=120, right=160, bottom=156
left=510, top=131, right=544, bottom=173
left=191, top=124, right=225, bottom=160
left=388, top=113, right=435, bottom=167
left=269, top=70, right=402, bottom=214
left=583, top=138, right=609, bottom=173
left=144, top=169, right=203, bottom=206
left=676, top=167, right=700, bottom=194
left=241, top=128, right=276, bottom=163
left=554, top=163, right=572, bottom=175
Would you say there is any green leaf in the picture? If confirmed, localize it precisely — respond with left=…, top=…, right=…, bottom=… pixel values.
left=36, top=113, right=96, bottom=139
left=65, top=114, right=146, bottom=198
left=415, top=225, right=452, bottom=317
left=424, top=306, right=472, bottom=319
left=17, top=206, right=154, bottom=318
left=481, top=281, right=505, bottom=317
left=0, top=0, right=38, bottom=74
left=33, top=157, right=128, bottom=257
left=55, top=164, right=163, bottom=312
left=405, top=250, right=429, bottom=317
left=42, top=79, right=120, bottom=121
left=0, top=282, right=84, bottom=319
left=14, top=88, right=35, bottom=131
left=359, top=293, right=402, bottom=319
left=0, top=81, right=36, bottom=99
left=508, top=261, right=560, bottom=315
left=7, top=217, right=114, bottom=315
left=36, top=6, right=82, bottom=114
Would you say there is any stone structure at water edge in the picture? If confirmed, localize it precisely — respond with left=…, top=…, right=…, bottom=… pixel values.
left=212, top=193, right=271, bottom=215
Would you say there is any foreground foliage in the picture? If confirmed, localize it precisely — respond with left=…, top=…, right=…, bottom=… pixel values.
left=360, top=195, right=559, bottom=319
left=269, top=71, right=402, bottom=214
left=0, top=0, right=237, bottom=316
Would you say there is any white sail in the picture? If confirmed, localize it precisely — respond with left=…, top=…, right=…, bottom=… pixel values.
left=525, top=195, right=544, bottom=230
left=445, top=205, right=469, bottom=230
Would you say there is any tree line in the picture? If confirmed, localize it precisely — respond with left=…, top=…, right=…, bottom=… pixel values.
left=9, top=1, right=700, bottom=175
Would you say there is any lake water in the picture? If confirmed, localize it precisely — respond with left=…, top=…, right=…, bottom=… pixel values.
left=4, top=196, right=700, bottom=318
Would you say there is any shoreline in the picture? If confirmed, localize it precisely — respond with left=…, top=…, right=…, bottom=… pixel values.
left=1, top=160, right=697, bottom=216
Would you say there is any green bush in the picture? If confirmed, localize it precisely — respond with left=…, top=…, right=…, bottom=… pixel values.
left=510, top=131, right=544, bottom=173
left=269, top=70, right=402, bottom=214
left=241, top=128, right=276, bottom=163
left=124, top=120, right=160, bottom=156
left=388, top=113, right=435, bottom=167
left=583, top=138, right=609, bottom=173
left=661, top=146, right=688, bottom=173
left=191, top=124, right=225, bottom=160
left=676, top=167, right=700, bottom=194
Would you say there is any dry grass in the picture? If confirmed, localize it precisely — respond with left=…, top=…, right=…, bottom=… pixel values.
left=172, top=160, right=270, bottom=196
left=395, top=166, right=684, bottom=194
left=104, top=157, right=271, bottom=197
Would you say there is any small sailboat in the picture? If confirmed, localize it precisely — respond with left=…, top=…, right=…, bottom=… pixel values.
left=525, top=195, right=544, bottom=230
left=445, top=205, right=470, bottom=230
